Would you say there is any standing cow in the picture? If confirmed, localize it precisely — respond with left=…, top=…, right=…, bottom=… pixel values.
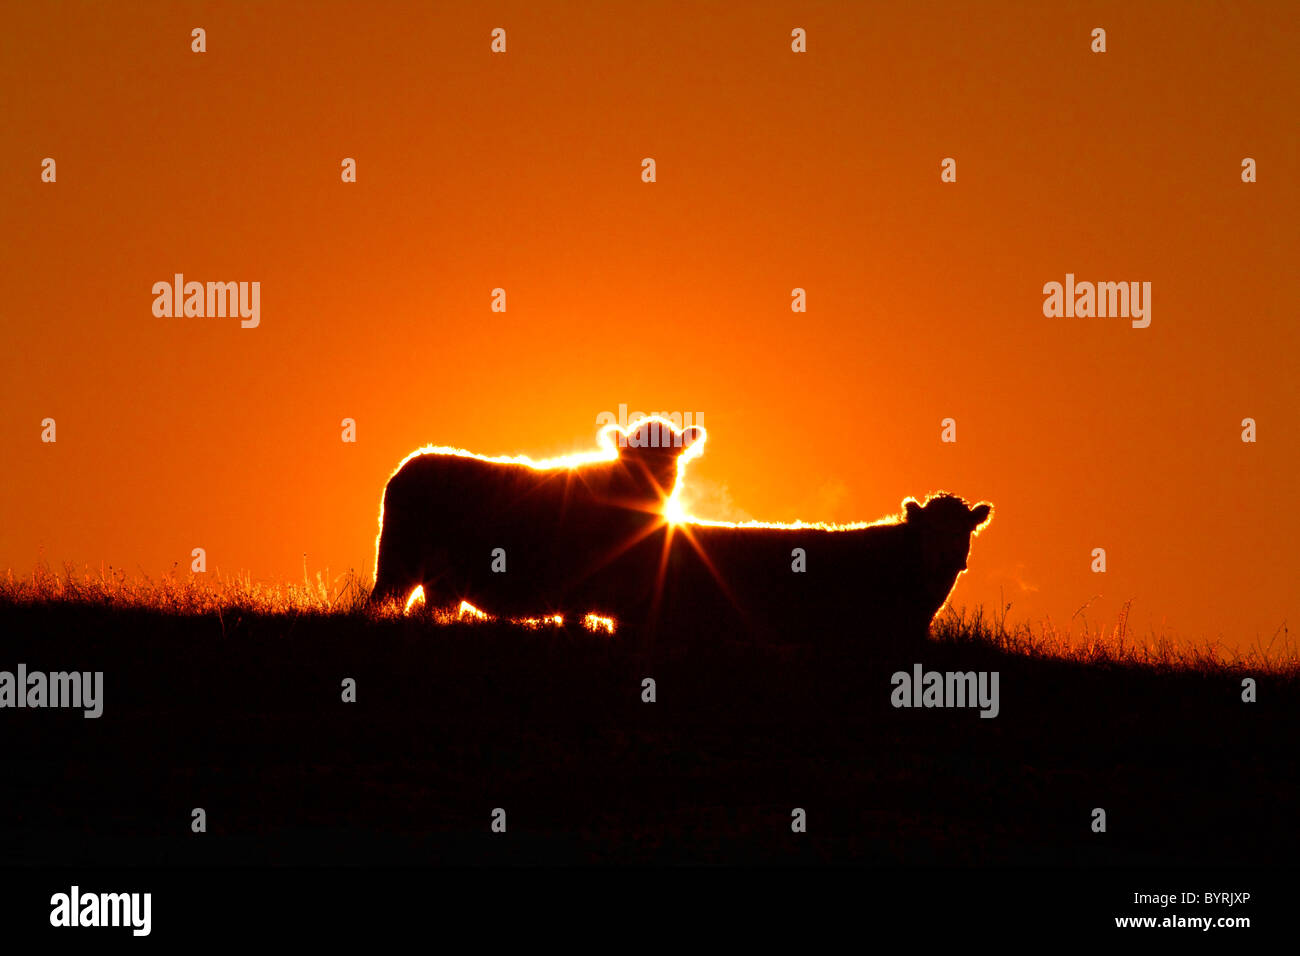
left=658, top=494, right=992, bottom=646
left=372, top=419, right=703, bottom=614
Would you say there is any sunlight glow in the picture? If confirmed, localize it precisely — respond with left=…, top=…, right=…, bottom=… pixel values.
left=458, top=600, right=489, bottom=620
left=404, top=590, right=615, bottom=634
left=663, top=492, right=689, bottom=525
left=583, top=613, right=617, bottom=634
left=385, top=415, right=704, bottom=481
left=669, top=494, right=995, bottom=535
left=518, top=613, right=565, bottom=628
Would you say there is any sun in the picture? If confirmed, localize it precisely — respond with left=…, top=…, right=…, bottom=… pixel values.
left=663, top=490, right=690, bottom=525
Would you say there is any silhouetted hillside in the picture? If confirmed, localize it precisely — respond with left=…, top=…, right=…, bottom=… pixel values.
left=1, top=597, right=1293, bottom=866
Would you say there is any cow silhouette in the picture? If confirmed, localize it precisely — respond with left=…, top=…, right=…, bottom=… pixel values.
left=372, top=418, right=704, bottom=613
left=659, top=494, right=992, bottom=645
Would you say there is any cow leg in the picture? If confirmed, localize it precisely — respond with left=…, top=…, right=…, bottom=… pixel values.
left=371, top=561, right=417, bottom=608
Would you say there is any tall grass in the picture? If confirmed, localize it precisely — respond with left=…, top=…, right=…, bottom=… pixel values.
left=2, top=563, right=1294, bottom=673
left=0, top=561, right=373, bottom=616
left=932, top=600, right=1296, bottom=674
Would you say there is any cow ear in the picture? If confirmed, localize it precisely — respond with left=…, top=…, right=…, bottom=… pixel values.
left=969, top=503, right=991, bottom=528
left=904, top=499, right=924, bottom=522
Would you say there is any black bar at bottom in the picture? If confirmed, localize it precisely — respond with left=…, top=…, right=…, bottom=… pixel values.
left=0, top=865, right=1290, bottom=942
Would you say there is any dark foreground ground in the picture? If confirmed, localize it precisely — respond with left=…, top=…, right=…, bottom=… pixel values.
left=0, top=602, right=1294, bottom=866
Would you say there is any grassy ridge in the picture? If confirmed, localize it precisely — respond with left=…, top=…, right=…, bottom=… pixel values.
left=4, top=563, right=1294, bottom=672
left=0, top=568, right=1294, bottom=865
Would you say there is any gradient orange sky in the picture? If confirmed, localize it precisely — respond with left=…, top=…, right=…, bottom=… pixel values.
left=2, top=1, right=1296, bottom=652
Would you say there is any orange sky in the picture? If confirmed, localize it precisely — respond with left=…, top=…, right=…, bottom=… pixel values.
left=2, top=1, right=1296, bottom=652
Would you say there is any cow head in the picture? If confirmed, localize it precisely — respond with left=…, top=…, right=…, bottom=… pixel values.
left=903, top=494, right=993, bottom=589
left=614, top=420, right=705, bottom=501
